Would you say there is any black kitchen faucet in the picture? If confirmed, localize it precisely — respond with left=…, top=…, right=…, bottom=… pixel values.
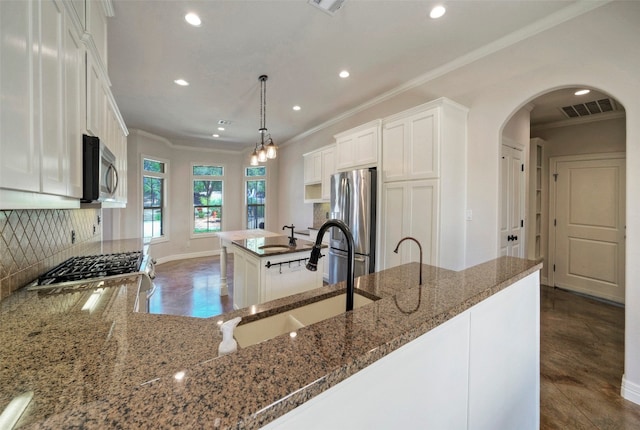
left=282, top=225, right=296, bottom=246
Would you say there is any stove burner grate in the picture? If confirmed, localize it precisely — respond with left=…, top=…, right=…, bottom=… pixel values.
left=37, top=252, right=142, bottom=285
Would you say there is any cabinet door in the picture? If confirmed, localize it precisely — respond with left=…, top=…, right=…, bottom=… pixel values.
left=336, top=125, right=379, bottom=171
left=321, top=147, right=335, bottom=201
left=380, top=182, right=408, bottom=270
left=335, top=135, right=355, bottom=171
left=381, top=180, right=439, bottom=270
left=382, top=108, right=438, bottom=182
left=86, top=51, right=105, bottom=138
left=405, top=180, right=439, bottom=266
left=40, top=0, right=67, bottom=196
left=304, top=151, right=322, bottom=184
left=354, top=127, right=378, bottom=167
left=64, top=14, right=85, bottom=198
left=0, top=0, right=40, bottom=192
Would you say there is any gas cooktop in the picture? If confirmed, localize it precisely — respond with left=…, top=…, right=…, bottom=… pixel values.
left=36, top=251, right=143, bottom=286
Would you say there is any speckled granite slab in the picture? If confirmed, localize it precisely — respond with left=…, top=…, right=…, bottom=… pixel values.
left=232, top=235, right=325, bottom=257
left=1, top=256, right=540, bottom=429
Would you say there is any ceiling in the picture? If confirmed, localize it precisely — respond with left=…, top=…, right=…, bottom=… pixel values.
left=107, top=0, right=621, bottom=152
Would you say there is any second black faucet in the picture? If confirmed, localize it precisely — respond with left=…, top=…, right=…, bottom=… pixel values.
left=282, top=224, right=296, bottom=246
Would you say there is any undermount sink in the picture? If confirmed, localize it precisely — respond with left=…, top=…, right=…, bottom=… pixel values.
left=258, top=244, right=292, bottom=251
left=233, top=292, right=377, bottom=348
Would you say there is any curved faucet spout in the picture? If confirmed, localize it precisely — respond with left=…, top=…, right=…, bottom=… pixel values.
left=393, top=237, right=423, bottom=286
left=282, top=225, right=296, bottom=246
left=306, top=219, right=355, bottom=312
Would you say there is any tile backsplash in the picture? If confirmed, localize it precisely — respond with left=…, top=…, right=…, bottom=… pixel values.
left=312, top=202, right=331, bottom=229
left=0, top=209, right=102, bottom=300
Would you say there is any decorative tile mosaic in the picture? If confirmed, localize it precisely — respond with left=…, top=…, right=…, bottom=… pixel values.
left=312, top=202, right=330, bottom=229
left=0, top=209, right=102, bottom=300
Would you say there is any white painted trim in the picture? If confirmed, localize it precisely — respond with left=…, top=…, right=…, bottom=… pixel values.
left=154, top=250, right=220, bottom=266
left=621, top=375, right=640, bottom=405
left=280, top=1, right=611, bottom=148
left=132, top=129, right=242, bottom=155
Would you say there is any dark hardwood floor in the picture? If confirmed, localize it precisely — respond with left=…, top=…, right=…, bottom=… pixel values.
left=151, top=256, right=640, bottom=428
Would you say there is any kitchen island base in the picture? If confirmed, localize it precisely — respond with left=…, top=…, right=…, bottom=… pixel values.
left=262, top=270, right=540, bottom=430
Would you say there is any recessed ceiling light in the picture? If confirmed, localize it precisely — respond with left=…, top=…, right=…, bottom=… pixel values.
left=430, top=5, right=446, bottom=19
left=212, top=134, right=219, bottom=138
left=339, top=70, right=350, bottom=78
left=174, top=79, right=189, bottom=86
left=217, top=127, right=225, bottom=131
left=293, top=105, right=301, bottom=111
left=185, top=13, right=201, bottom=27
left=575, top=89, right=591, bottom=96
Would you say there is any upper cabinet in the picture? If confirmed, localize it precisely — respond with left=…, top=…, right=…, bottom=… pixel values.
left=334, top=120, right=381, bottom=171
left=0, top=0, right=127, bottom=209
left=303, top=145, right=335, bottom=203
left=0, top=0, right=85, bottom=207
left=382, top=98, right=467, bottom=182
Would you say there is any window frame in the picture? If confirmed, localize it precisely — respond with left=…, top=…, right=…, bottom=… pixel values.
left=190, top=163, right=225, bottom=238
left=141, top=155, right=169, bottom=244
left=244, top=166, right=267, bottom=230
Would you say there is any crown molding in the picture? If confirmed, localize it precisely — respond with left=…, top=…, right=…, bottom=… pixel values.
left=282, top=0, right=612, bottom=146
left=131, top=129, right=243, bottom=155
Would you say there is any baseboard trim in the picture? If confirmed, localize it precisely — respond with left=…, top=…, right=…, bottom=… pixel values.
left=622, top=375, right=640, bottom=405
left=155, top=250, right=220, bottom=265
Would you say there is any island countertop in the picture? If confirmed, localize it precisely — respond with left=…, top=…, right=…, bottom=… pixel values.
left=231, top=235, right=325, bottom=257
left=1, top=257, right=541, bottom=429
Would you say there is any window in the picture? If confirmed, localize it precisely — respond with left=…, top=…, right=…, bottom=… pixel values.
left=192, top=165, right=223, bottom=235
left=246, top=166, right=266, bottom=229
left=143, top=157, right=168, bottom=239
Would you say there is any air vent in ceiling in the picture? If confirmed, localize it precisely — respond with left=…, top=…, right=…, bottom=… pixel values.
left=308, top=0, right=345, bottom=16
left=561, top=98, right=617, bottom=119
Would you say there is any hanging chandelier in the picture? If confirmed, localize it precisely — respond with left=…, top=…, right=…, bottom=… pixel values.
left=250, top=75, right=277, bottom=166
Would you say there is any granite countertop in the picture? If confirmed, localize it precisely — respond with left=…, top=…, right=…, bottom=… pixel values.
left=1, top=256, right=541, bottom=429
left=232, top=235, right=324, bottom=257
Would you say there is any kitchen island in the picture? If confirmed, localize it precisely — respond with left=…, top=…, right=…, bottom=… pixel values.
left=0, top=257, right=541, bottom=429
left=231, top=234, right=325, bottom=309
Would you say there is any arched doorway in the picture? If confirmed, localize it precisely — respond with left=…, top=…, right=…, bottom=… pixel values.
left=528, top=87, right=626, bottom=303
left=500, top=86, right=633, bottom=424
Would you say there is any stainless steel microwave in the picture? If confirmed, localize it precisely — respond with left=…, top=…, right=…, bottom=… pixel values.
left=82, top=134, right=119, bottom=202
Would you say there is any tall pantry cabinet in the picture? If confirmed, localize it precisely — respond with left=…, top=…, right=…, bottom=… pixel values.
left=379, top=98, right=468, bottom=271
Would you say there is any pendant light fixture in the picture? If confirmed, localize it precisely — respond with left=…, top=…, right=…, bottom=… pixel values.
left=251, top=75, right=277, bottom=165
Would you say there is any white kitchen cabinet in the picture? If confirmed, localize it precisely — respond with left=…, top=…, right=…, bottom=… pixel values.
left=303, top=144, right=335, bottom=203
left=0, top=0, right=84, bottom=207
left=334, top=120, right=381, bottom=171
left=86, top=50, right=107, bottom=139
left=64, top=12, right=85, bottom=198
left=303, top=150, right=322, bottom=184
left=233, top=245, right=324, bottom=309
left=321, top=146, right=335, bottom=201
left=86, top=0, right=108, bottom=68
left=382, top=98, right=467, bottom=182
left=0, top=0, right=40, bottom=193
left=379, top=98, right=468, bottom=271
left=380, top=180, right=439, bottom=270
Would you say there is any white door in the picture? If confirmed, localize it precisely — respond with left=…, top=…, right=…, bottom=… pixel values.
left=551, top=155, right=626, bottom=303
left=500, top=144, right=525, bottom=257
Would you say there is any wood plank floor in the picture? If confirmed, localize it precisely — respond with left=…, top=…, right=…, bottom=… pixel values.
left=151, top=255, right=640, bottom=428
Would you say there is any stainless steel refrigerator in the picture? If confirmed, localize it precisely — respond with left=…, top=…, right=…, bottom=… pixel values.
left=328, top=168, right=376, bottom=284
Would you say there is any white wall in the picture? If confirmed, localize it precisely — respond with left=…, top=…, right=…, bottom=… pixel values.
left=112, top=129, right=280, bottom=261
left=276, top=1, right=640, bottom=404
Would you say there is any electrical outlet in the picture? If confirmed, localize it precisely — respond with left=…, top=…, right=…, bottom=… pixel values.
left=97, top=215, right=101, bottom=225
left=93, top=225, right=96, bottom=235
left=71, top=230, right=76, bottom=244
